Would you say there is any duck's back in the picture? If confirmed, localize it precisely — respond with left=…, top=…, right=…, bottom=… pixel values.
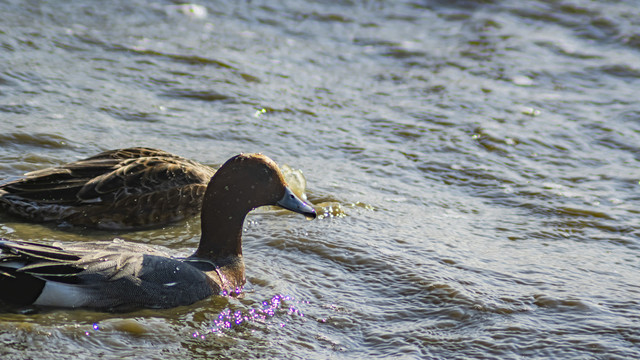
left=0, top=147, right=215, bottom=229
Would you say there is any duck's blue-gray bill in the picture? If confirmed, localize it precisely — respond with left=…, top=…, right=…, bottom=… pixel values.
left=276, top=187, right=316, bottom=219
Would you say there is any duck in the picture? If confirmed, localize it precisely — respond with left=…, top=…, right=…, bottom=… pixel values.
left=0, top=147, right=310, bottom=230
left=0, top=147, right=215, bottom=229
left=0, top=153, right=316, bottom=311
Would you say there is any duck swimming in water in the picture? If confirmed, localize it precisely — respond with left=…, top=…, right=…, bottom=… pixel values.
left=0, top=147, right=214, bottom=229
left=0, top=153, right=316, bottom=311
left=0, top=147, right=309, bottom=230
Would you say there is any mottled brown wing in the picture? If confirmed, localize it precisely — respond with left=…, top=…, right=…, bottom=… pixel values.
left=0, top=166, right=112, bottom=204
left=65, top=183, right=209, bottom=229
left=0, top=148, right=215, bottom=205
left=76, top=157, right=214, bottom=203
left=20, top=148, right=174, bottom=177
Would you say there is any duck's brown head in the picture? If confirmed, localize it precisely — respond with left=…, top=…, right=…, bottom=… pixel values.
left=210, top=153, right=315, bottom=216
left=196, top=153, right=315, bottom=259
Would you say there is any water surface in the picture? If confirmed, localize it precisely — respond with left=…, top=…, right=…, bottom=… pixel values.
left=1, top=0, right=639, bottom=358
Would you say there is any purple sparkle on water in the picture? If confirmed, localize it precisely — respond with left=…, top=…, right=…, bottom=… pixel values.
left=197, top=294, right=307, bottom=336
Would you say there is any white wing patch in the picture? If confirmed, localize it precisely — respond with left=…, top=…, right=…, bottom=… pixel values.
left=33, top=282, right=92, bottom=308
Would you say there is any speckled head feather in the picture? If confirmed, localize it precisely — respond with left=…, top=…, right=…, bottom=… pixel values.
left=206, top=153, right=289, bottom=206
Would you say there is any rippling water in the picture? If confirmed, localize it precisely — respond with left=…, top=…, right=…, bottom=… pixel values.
left=1, top=0, right=640, bottom=358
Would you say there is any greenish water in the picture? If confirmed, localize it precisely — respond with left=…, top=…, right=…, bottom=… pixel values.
left=1, top=0, right=639, bottom=358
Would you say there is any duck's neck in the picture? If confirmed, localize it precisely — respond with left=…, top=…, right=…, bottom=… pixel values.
left=191, top=185, right=248, bottom=292
left=192, top=182, right=249, bottom=261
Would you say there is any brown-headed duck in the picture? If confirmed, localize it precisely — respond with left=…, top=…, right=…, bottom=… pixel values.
left=0, top=153, right=316, bottom=310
